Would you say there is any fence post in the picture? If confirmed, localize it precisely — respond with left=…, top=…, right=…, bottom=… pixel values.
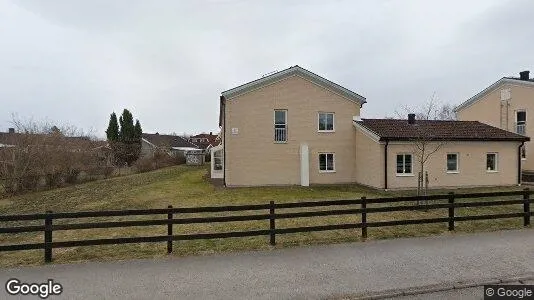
left=167, top=205, right=173, bottom=254
left=361, top=196, right=367, bottom=240
left=448, top=192, right=455, bottom=231
left=523, top=188, right=530, bottom=227
left=269, top=201, right=276, bottom=246
left=44, top=210, right=53, bottom=263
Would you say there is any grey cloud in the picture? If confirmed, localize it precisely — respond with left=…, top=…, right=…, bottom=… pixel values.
left=1, top=0, right=530, bottom=137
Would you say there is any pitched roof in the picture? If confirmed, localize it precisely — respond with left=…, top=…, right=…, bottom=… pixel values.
left=455, top=76, right=534, bottom=112
left=189, top=133, right=218, bottom=149
left=355, top=119, right=529, bottom=142
left=221, top=65, right=366, bottom=105
left=142, top=133, right=198, bottom=149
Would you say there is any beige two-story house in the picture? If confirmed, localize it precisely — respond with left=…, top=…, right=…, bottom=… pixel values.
left=455, top=71, right=534, bottom=172
left=212, top=66, right=528, bottom=189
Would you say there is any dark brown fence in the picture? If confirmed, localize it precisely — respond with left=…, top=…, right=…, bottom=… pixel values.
left=0, top=189, right=532, bottom=263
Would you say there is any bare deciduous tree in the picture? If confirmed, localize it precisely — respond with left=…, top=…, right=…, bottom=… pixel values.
left=0, top=115, right=110, bottom=195
left=392, top=94, right=451, bottom=197
left=393, top=93, right=456, bottom=121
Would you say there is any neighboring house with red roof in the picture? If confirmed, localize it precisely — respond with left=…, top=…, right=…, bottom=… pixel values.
left=213, top=65, right=529, bottom=189
left=188, top=132, right=219, bottom=152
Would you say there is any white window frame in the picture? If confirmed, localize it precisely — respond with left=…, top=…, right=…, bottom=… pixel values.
left=521, top=145, right=527, bottom=160
left=516, top=110, right=526, bottom=135
left=318, top=112, right=335, bottom=132
left=446, top=153, right=459, bottom=173
left=274, top=109, right=287, bottom=143
left=486, top=152, right=499, bottom=172
left=396, top=153, right=413, bottom=176
left=213, top=149, right=223, bottom=171
left=318, top=153, right=335, bottom=173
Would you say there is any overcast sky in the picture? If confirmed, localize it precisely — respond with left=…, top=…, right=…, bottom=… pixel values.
left=1, top=0, right=533, bottom=138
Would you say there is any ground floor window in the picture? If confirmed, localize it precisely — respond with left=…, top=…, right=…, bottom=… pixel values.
left=486, top=153, right=498, bottom=171
left=319, top=153, right=335, bottom=172
left=521, top=145, right=526, bottom=160
left=446, top=153, right=458, bottom=172
left=396, top=154, right=412, bottom=174
left=213, top=150, right=223, bottom=170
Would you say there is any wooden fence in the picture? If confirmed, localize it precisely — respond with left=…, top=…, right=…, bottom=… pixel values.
left=0, top=189, right=532, bottom=263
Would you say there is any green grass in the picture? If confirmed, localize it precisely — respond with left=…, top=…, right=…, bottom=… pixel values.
left=0, top=165, right=528, bottom=267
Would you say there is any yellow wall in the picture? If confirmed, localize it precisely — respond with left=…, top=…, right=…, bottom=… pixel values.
left=386, top=141, right=520, bottom=189
left=224, top=75, right=361, bottom=186
left=354, top=126, right=384, bottom=188
left=457, top=83, right=534, bottom=170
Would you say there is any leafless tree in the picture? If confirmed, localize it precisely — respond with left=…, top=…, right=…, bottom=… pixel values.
left=393, top=93, right=456, bottom=121
left=393, top=94, right=451, bottom=197
left=0, top=115, right=109, bottom=194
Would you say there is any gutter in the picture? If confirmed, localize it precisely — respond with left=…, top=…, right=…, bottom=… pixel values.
left=221, top=95, right=227, bottom=187
left=518, top=141, right=525, bottom=185
left=384, top=139, right=389, bottom=190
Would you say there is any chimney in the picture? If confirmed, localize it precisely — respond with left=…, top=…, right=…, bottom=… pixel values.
left=8, top=128, right=15, bottom=134
left=519, top=71, right=530, bottom=81
left=209, top=131, right=212, bottom=135
left=408, top=114, right=416, bottom=124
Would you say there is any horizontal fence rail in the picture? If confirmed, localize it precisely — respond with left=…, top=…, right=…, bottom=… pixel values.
left=0, top=189, right=531, bottom=263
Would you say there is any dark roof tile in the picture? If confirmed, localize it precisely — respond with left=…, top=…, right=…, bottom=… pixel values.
left=142, top=133, right=198, bottom=148
left=357, top=119, right=529, bottom=142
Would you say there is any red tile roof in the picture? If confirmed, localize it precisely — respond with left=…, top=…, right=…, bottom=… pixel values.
left=189, top=133, right=219, bottom=149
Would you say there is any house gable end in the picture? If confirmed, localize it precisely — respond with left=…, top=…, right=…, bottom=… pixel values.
left=455, top=78, right=534, bottom=112
left=221, top=66, right=366, bottom=106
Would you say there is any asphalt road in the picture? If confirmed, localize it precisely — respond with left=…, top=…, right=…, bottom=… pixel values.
left=0, top=229, right=533, bottom=300
left=384, top=280, right=534, bottom=300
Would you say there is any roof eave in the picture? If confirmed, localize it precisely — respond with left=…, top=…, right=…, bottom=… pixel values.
left=221, top=66, right=366, bottom=105
left=379, top=137, right=529, bottom=142
left=455, top=78, right=534, bottom=112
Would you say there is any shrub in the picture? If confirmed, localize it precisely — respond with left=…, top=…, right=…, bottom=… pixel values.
left=134, top=157, right=156, bottom=173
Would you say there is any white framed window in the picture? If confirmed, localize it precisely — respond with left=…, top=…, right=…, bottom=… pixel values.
left=521, top=145, right=527, bottom=160
left=213, top=150, right=223, bottom=170
left=318, top=112, right=335, bottom=132
left=396, top=153, right=413, bottom=175
left=516, top=110, right=526, bottom=135
left=486, top=153, right=498, bottom=172
left=446, top=153, right=459, bottom=173
left=274, top=110, right=287, bottom=143
left=319, top=153, right=335, bottom=172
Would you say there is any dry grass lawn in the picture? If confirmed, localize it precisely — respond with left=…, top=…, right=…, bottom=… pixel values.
left=0, top=165, right=528, bottom=267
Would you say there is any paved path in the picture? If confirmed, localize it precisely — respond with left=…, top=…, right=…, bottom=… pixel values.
left=0, top=229, right=533, bottom=299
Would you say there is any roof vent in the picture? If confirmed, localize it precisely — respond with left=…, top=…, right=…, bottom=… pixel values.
left=520, top=71, right=530, bottom=81
left=408, top=114, right=416, bottom=125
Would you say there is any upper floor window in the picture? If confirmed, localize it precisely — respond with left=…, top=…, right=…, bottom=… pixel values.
left=516, top=110, right=526, bottom=135
left=274, top=110, right=287, bottom=143
left=486, top=153, right=498, bottom=172
left=318, top=112, right=335, bottom=132
left=396, top=154, right=412, bottom=175
left=446, top=153, right=458, bottom=173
